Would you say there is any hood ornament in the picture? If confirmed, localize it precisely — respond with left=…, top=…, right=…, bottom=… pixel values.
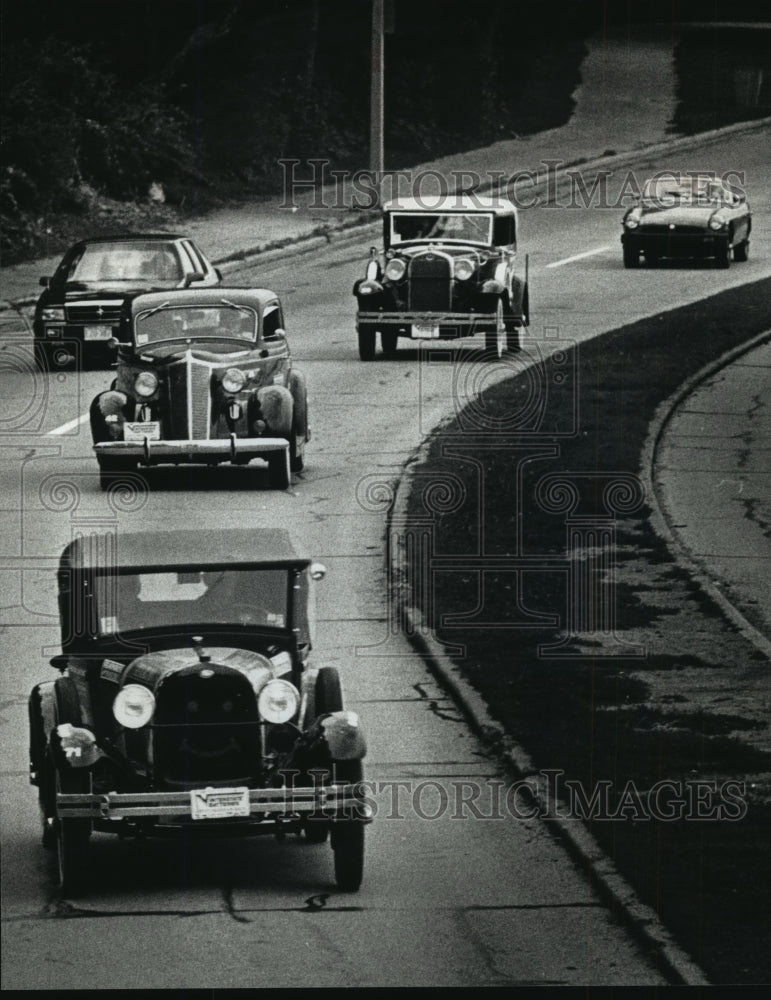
left=191, top=635, right=211, bottom=663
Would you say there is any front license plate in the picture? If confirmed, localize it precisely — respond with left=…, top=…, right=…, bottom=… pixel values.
left=84, top=325, right=113, bottom=341
left=412, top=323, right=440, bottom=339
left=124, top=421, right=160, bottom=441
left=191, top=787, right=250, bottom=820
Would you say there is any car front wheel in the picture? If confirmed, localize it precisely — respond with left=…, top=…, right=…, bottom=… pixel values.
left=358, top=324, right=376, bottom=361
left=97, top=456, right=138, bottom=492
left=734, top=240, right=749, bottom=262
left=623, top=245, right=639, bottom=269
left=484, top=300, right=507, bottom=359
left=330, top=758, right=365, bottom=890
left=55, top=771, right=91, bottom=897
left=715, top=239, right=731, bottom=269
left=267, top=450, right=290, bottom=490
left=380, top=330, right=398, bottom=357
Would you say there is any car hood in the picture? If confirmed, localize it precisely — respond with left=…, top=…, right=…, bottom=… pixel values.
left=637, top=205, right=717, bottom=227
left=392, top=243, right=492, bottom=257
left=122, top=646, right=275, bottom=692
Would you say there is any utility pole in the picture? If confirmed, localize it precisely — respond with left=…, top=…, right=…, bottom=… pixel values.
left=370, top=0, right=384, bottom=201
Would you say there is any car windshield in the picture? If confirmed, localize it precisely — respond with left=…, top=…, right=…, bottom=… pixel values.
left=642, top=179, right=723, bottom=207
left=65, top=242, right=183, bottom=283
left=134, top=304, right=258, bottom=345
left=390, top=212, right=493, bottom=245
left=94, top=568, right=289, bottom=633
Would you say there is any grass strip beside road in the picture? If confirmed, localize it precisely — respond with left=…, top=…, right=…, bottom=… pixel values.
left=405, top=277, right=771, bottom=985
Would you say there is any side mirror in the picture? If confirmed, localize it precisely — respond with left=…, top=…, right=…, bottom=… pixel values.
left=39, top=276, right=51, bottom=287
left=183, top=272, right=205, bottom=288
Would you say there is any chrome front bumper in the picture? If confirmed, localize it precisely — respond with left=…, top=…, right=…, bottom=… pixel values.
left=57, top=784, right=373, bottom=823
left=95, top=436, right=288, bottom=464
left=357, top=311, right=496, bottom=326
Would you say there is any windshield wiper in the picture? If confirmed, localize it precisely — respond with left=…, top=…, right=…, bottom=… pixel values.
left=219, top=298, right=253, bottom=315
left=140, top=300, right=171, bottom=319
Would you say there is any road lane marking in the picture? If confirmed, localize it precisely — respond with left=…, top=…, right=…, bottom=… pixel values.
left=48, top=413, right=89, bottom=436
left=546, top=246, right=612, bottom=268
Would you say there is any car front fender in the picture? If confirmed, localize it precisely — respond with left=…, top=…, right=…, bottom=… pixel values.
left=255, top=385, right=293, bottom=438
left=321, top=711, right=367, bottom=761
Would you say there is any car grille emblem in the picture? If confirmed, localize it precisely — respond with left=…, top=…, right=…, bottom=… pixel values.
left=96, top=306, right=104, bottom=317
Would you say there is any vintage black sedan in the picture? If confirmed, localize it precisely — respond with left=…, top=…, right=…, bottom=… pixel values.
left=353, top=195, right=529, bottom=360
left=33, top=234, right=221, bottom=369
left=27, top=529, right=371, bottom=895
left=621, top=173, right=751, bottom=268
left=89, top=287, right=309, bottom=490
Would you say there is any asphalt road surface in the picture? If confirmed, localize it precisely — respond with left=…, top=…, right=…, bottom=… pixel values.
left=1, top=129, right=769, bottom=989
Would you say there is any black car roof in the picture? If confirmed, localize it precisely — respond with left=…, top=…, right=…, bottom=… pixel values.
left=73, top=234, right=187, bottom=246
left=60, top=529, right=310, bottom=572
left=129, top=287, right=278, bottom=311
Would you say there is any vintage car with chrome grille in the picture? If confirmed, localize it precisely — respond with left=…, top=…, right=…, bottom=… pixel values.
left=89, top=287, right=309, bottom=490
left=27, top=529, right=370, bottom=895
left=621, top=173, right=751, bottom=268
left=33, top=233, right=221, bottom=369
left=353, top=195, right=528, bottom=360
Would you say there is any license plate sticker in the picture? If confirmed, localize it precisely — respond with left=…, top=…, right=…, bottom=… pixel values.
left=124, top=421, right=160, bottom=441
left=412, top=323, right=440, bottom=339
left=191, top=787, right=250, bottom=820
left=84, top=325, right=113, bottom=341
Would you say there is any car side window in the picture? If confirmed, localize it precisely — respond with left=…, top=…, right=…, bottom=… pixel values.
left=262, top=304, right=283, bottom=339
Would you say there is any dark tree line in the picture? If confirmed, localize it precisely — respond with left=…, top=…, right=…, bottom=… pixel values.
left=2, top=0, right=767, bottom=261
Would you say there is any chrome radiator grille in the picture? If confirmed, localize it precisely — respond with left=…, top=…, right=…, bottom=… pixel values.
left=165, top=356, right=212, bottom=439
left=408, top=254, right=452, bottom=311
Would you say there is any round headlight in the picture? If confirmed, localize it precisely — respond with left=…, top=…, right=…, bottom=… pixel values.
left=113, top=684, right=156, bottom=729
left=258, top=679, right=299, bottom=724
left=384, top=258, right=406, bottom=282
left=134, top=371, right=158, bottom=398
left=454, top=258, right=475, bottom=281
left=624, top=217, right=639, bottom=229
left=222, top=368, right=246, bottom=393
left=709, top=216, right=726, bottom=231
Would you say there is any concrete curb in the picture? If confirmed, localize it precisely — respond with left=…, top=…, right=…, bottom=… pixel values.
left=388, top=406, right=712, bottom=987
left=4, top=115, right=769, bottom=311
left=642, top=329, right=771, bottom=662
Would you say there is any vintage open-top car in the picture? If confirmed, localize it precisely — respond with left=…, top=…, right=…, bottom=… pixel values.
left=89, top=287, right=309, bottom=490
left=27, top=528, right=371, bottom=895
left=621, top=173, right=751, bottom=268
left=353, top=194, right=529, bottom=360
left=33, top=234, right=222, bottom=369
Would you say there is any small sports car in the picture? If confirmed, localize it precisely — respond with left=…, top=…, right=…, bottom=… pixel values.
left=353, top=195, right=529, bottom=360
left=33, top=234, right=221, bottom=369
left=89, top=287, right=309, bottom=490
left=27, top=529, right=370, bottom=895
left=621, top=173, right=751, bottom=268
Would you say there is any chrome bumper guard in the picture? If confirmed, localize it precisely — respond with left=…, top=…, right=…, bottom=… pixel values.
left=57, top=784, right=373, bottom=823
left=95, top=436, right=288, bottom=463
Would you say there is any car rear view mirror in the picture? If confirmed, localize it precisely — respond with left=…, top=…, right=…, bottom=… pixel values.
left=183, top=272, right=206, bottom=287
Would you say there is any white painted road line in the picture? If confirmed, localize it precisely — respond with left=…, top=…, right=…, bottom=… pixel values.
left=546, top=245, right=613, bottom=268
left=47, top=412, right=89, bottom=436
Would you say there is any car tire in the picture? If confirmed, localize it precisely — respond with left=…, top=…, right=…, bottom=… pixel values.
left=52, top=678, right=91, bottom=896
left=380, top=331, right=398, bottom=357
left=484, top=300, right=506, bottom=359
left=715, top=240, right=731, bottom=269
left=358, top=325, right=376, bottom=362
left=55, top=768, right=91, bottom=897
left=505, top=288, right=526, bottom=353
left=267, top=450, right=291, bottom=490
left=97, top=456, right=138, bottom=493
left=734, top=240, right=749, bottom=262
left=330, top=757, right=365, bottom=890
left=644, top=250, right=659, bottom=267
left=315, top=667, right=344, bottom=716
left=28, top=691, right=56, bottom=850
left=288, top=370, right=308, bottom=472
left=623, top=245, right=639, bottom=268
